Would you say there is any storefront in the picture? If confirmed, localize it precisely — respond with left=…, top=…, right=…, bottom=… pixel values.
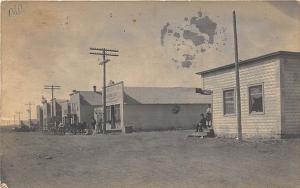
left=97, top=81, right=211, bottom=133
left=105, top=82, right=124, bottom=131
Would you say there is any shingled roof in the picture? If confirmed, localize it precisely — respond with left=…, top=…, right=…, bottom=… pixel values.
left=70, top=91, right=102, bottom=106
left=123, top=87, right=211, bottom=105
left=80, top=91, right=102, bottom=106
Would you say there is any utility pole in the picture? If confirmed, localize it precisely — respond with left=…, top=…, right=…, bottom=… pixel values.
left=16, top=112, right=22, bottom=126
left=89, top=48, right=119, bottom=134
left=44, top=85, right=61, bottom=120
left=233, top=11, right=242, bottom=141
left=13, top=114, right=16, bottom=125
left=25, top=102, right=34, bottom=127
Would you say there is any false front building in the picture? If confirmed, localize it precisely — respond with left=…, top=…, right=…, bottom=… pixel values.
left=95, top=82, right=212, bottom=132
left=198, top=51, right=300, bottom=138
left=61, top=100, right=71, bottom=125
left=36, top=105, right=43, bottom=130
left=40, top=97, right=68, bottom=131
left=69, top=86, right=102, bottom=125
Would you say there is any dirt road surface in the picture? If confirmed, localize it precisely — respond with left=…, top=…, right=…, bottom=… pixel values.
left=1, top=129, right=300, bottom=188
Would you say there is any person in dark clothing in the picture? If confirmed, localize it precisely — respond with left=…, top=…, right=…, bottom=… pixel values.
left=90, top=117, right=97, bottom=135
left=97, top=118, right=103, bottom=133
left=196, top=113, right=207, bottom=132
left=91, top=117, right=96, bottom=130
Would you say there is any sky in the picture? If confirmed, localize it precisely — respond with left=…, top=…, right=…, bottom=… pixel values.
left=1, top=1, right=300, bottom=123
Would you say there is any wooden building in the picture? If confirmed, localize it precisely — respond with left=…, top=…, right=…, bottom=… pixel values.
left=42, top=100, right=51, bottom=131
left=198, top=51, right=300, bottom=138
left=36, top=105, right=43, bottom=130
left=69, top=86, right=102, bottom=125
left=61, top=100, right=71, bottom=125
left=95, top=82, right=212, bottom=133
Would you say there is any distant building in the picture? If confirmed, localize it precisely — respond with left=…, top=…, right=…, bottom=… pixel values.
left=61, top=100, right=71, bottom=125
left=42, top=100, right=51, bottom=131
left=94, top=106, right=102, bottom=126
left=198, top=51, right=300, bottom=138
left=51, top=98, right=68, bottom=124
left=22, top=119, right=38, bottom=127
left=70, top=86, right=102, bottom=125
left=36, top=105, right=43, bottom=129
left=96, top=81, right=212, bottom=132
left=40, top=97, right=67, bottom=131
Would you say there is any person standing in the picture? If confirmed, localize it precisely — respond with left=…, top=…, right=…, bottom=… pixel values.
left=90, top=116, right=97, bottom=135
left=206, top=107, right=212, bottom=127
left=196, top=113, right=207, bottom=132
left=98, top=117, right=103, bottom=134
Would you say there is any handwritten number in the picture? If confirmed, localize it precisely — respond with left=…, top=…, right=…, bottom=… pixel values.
left=9, top=4, right=22, bottom=17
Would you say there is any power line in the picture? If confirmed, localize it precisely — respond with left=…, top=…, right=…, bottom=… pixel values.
left=44, top=85, right=61, bottom=119
left=89, top=47, right=119, bottom=134
left=25, top=102, right=34, bottom=127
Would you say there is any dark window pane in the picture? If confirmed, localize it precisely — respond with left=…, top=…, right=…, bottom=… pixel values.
left=249, top=85, right=263, bottom=113
left=114, top=104, right=121, bottom=121
left=106, top=106, right=111, bottom=121
left=223, top=89, right=235, bottom=115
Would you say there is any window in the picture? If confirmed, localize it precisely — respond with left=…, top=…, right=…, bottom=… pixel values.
left=67, top=105, right=71, bottom=113
left=114, top=104, right=121, bottom=122
left=223, top=89, right=235, bottom=115
left=106, top=106, right=111, bottom=122
left=249, top=85, right=264, bottom=113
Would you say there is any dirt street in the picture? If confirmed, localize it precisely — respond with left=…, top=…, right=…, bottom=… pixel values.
left=1, top=129, right=300, bottom=188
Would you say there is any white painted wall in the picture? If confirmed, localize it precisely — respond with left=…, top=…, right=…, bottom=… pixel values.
left=70, top=93, right=80, bottom=123
left=42, top=103, right=51, bottom=130
left=203, top=58, right=282, bottom=138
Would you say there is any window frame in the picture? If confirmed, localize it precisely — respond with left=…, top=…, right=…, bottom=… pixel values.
left=223, top=87, right=236, bottom=116
left=106, top=106, right=111, bottom=122
left=114, top=104, right=121, bottom=122
left=248, top=83, right=265, bottom=115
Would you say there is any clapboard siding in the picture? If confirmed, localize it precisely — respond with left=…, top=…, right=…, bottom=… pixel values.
left=282, top=57, right=300, bottom=134
left=203, top=58, right=281, bottom=138
left=123, top=104, right=210, bottom=131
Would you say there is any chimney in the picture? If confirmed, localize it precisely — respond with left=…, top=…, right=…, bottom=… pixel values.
left=93, top=86, right=97, bottom=92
